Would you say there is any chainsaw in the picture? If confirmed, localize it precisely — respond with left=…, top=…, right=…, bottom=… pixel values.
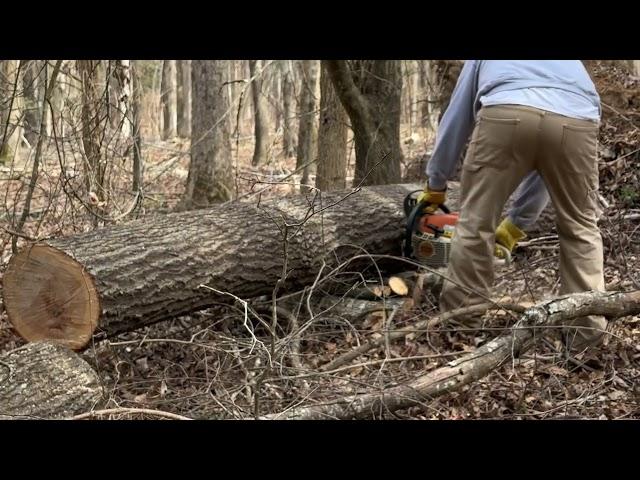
left=403, top=190, right=460, bottom=268
left=403, top=191, right=512, bottom=267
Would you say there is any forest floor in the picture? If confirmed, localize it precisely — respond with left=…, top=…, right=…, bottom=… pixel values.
left=1, top=63, right=639, bottom=420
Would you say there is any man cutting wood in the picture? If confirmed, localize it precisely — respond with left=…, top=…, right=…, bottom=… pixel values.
left=418, top=60, right=606, bottom=352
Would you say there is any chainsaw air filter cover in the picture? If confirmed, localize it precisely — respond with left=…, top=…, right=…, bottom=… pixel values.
left=412, top=232, right=452, bottom=268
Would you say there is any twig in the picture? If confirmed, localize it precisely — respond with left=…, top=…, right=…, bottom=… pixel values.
left=11, top=60, right=63, bottom=252
left=198, top=284, right=264, bottom=357
left=267, top=351, right=467, bottom=382
left=321, top=301, right=526, bottom=372
left=70, top=408, right=193, bottom=421
left=1, top=226, right=37, bottom=241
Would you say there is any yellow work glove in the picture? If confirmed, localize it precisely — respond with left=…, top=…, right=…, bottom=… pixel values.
left=494, top=218, right=526, bottom=259
left=416, top=186, right=446, bottom=214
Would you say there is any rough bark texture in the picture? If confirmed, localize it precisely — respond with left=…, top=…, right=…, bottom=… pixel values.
left=430, top=60, right=463, bottom=124
left=180, top=60, right=233, bottom=209
left=325, top=60, right=402, bottom=186
left=161, top=60, right=177, bottom=139
left=316, top=62, right=349, bottom=192
left=22, top=60, right=41, bottom=146
left=77, top=60, right=106, bottom=198
left=296, top=60, right=320, bottom=188
left=131, top=60, right=144, bottom=192
left=0, top=342, right=103, bottom=419
left=0, top=60, right=22, bottom=163
left=176, top=60, right=192, bottom=138
left=106, top=60, right=130, bottom=135
left=249, top=60, right=271, bottom=166
left=269, top=290, right=640, bottom=419
left=3, top=183, right=422, bottom=348
left=281, top=60, right=296, bottom=157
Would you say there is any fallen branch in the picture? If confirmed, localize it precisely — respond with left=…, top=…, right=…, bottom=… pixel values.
left=70, top=407, right=192, bottom=421
left=320, top=301, right=526, bottom=372
left=268, top=290, right=640, bottom=419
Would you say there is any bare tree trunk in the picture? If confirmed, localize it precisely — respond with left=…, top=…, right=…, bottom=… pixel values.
left=0, top=343, right=103, bottom=419
left=272, top=67, right=282, bottom=133
left=419, top=60, right=437, bottom=133
left=316, top=62, right=348, bottom=191
left=297, top=60, right=320, bottom=190
left=51, top=63, right=67, bottom=139
left=180, top=60, right=233, bottom=209
left=325, top=60, right=403, bottom=186
left=249, top=60, right=271, bottom=166
left=131, top=60, right=144, bottom=192
left=3, top=183, right=422, bottom=348
left=115, top=60, right=131, bottom=136
left=176, top=60, right=192, bottom=138
left=0, top=60, right=22, bottom=163
left=431, top=60, right=463, bottom=124
left=281, top=60, right=296, bottom=157
left=161, top=60, right=177, bottom=140
left=22, top=60, right=41, bottom=146
left=40, top=61, right=51, bottom=138
left=408, top=60, right=420, bottom=135
left=77, top=60, right=107, bottom=199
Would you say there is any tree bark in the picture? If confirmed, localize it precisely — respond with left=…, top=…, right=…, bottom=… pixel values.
left=106, top=60, right=130, bottom=135
left=77, top=60, right=107, bottom=199
left=22, top=60, right=41, bottom=146
left=430, top=60, right=463, bottom=124
left=268, top=290, right=640, bottom=419
left=296, top=60, right=320, bottom=188
left=249, top=60, right=271, bottom=166
left=316, top=62, right=349, bottom=191
left=0, top=60, right=22, bottom=164
left=0, top=342, right=102, bottom=419
left=176, top=60, right=192, bottom=138
left=131, top=60, right=144, bottom=192
left=179, top=60, right=233, bottom=209
left=325, top=60, right=403, bottom=186
left=281, top=60, right=296, bottom=157
left=161, top=60, right=177, bottom=140
left=3, top=183, right=422, bottom=349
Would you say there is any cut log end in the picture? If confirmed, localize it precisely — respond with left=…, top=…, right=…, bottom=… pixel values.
left=3, top=244, right=100, bottom=350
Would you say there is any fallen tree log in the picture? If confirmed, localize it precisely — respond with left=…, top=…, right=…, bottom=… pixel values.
left=267, top=290, right=640, bottom=419
left=3, top=183, right=438, bottom=349
left=0, top=342, right=103, bottom=419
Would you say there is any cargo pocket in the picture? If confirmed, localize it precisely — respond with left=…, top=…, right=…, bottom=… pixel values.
left=561, top=123, right=600, bottom=213
left=464, top=115, right=519, bottom=172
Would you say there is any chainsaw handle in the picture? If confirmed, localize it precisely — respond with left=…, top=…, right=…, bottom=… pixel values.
left=403, top=190, right=451, bottom=216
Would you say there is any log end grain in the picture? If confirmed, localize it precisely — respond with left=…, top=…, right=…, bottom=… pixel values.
left=3, top=244, right=101, bottom=350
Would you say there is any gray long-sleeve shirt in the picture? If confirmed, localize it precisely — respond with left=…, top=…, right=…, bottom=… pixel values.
left=427, top=60, right=600, bottom=189
left=426, top=60, right=601, bottom=229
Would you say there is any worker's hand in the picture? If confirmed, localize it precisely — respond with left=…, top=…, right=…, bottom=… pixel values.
left=494, top=218, right=526, bottom=260
left=416, top=186, right=446, bottom=214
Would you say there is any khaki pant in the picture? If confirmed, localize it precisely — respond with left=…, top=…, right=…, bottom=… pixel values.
left=440, top=105, right=607, bottom=350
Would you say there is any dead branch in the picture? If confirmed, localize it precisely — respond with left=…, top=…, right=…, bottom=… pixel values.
left=320, top=301, right=526, bottom=372
left=267, top=290, right=640, bottom=419
left=70, top=407, right=192, bottom=421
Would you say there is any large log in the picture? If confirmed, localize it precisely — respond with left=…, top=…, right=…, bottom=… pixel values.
left=3, top=184, right=431, bottom=349
left=0, top=342, right=103, bottom=419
